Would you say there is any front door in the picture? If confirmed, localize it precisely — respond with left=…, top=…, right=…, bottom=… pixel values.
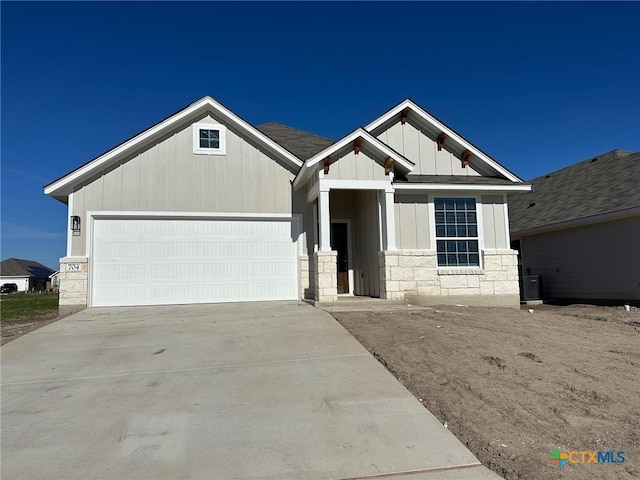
left=331, top=222, right=349, bottom=294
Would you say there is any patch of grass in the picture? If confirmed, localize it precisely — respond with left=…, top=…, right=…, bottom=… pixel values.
left=0, top=293, right=59, bottom=324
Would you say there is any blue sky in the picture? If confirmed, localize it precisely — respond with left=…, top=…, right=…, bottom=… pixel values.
left=2, top=1, right=639, bottom=270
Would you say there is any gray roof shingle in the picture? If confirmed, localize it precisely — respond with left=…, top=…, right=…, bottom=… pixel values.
left=256, top=122, right=334, bottom=160
left=0, top=258, right=56, bottom=278
left=394, top=175, right=515, bottom=185
left=508, top=149, right=640, bottom=234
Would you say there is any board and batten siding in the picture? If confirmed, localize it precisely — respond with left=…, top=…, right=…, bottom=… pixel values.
left=520, top=216, right=640, bottom=301
left=394, top=194, right=431, bottom=250
left=393, top=193, right=508, bottom=251
left=481, top=195, right=509, bottom=249
left=70, top=112, right=298, bottom=257
left=330, top=190, right=381, bottom=297
left=374, top=119, right=483, bottom=177
left=323, top=147, right=388, bottom=181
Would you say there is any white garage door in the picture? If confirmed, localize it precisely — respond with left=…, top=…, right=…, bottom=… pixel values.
left=91, top=217, right=299, bottom=307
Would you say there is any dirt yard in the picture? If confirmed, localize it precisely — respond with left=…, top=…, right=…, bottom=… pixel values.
left=331, top=304, right=639, bottom=480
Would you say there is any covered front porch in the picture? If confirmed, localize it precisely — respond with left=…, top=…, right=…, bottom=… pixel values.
left=311, top=182, right=397, bottom=302
left=292, top=127, right=415, bottom=303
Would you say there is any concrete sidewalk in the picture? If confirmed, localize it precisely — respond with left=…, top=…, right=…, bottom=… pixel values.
left=1, top=302, right=502, bottom=479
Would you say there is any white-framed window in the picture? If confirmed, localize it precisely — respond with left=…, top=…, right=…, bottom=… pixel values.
left=193, top=123, right=226, bottom=155
left=434, top=197, right=480, bottom=267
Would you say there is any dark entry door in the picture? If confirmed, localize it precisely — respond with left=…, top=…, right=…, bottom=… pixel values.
left=331, top=223, right=349, bottom=294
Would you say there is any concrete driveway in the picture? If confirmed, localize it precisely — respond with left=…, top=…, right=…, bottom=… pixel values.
left=1, top=302, right=501, bottom=479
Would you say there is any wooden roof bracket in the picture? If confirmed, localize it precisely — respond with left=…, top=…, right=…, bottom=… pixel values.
left=461, top=150, right=472, bottom=168
left=384, top=157, right=394, bottom=175
left=354, top=137, right=362, bottom=154
left=323, top=156, right=331, bottom=174
left=401, top=107, right=411, bottom=125
left=437, top=132, right=448, bottom=151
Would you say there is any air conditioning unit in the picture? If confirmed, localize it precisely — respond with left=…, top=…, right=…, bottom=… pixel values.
left=522, top=275, right=543, bottom=301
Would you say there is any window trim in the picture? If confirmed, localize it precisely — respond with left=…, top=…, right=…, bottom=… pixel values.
left=193, top=123, right=227, bottom=155
left=430, top=194, right=483, bottom=269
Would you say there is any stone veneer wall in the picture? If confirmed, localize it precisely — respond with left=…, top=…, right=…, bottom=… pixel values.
left=299, top=254, right=312, bottom=300
left=379, top=249, right=519, bottom=304
left=313, top=251, right=338, bottom=302
left=58, top=256, right=89, bottom=307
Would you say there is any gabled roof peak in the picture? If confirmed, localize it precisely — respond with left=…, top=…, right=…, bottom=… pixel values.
left=365, top=98, right=524, bottom=183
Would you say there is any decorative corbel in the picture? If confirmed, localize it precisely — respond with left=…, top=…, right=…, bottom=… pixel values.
left=401, top=107, right=411, bottom=125
left=384, top=157, right=394, bottom=175
left=323, top=156, right=331, bottom=174
left=461, top=150, right=472, bottom=168
left=437, top=132, right=448, bottom=151
left=354, top=137, right=362, bottom=154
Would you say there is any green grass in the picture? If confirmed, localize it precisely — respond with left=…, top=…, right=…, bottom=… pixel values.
left=0, top=293, right=59, bottom=324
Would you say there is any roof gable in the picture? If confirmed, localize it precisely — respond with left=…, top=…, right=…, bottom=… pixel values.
left=292, top=128, right=414, bottom=189
left=509, top=149, right=640, bottom=234
left=365, top=99, right=523, bottom=183
left=44, top=96, right=303, bottom=201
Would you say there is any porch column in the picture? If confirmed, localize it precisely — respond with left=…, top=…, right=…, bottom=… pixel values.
left=318, top=188, right=331, bottom=251
left=384, top=189, right=397, bottom=250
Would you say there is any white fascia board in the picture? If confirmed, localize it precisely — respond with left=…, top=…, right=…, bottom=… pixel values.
left=292, top=128, right=414, bottom=190
left=365, top=99, right=524, bottom=184
left=393, top=183, right=532, bottom=192
left=44, top=96, right=302, bottom=196
left=511, top=206, right=640, bottom=238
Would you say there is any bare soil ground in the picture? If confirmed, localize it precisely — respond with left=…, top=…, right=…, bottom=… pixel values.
left=0, top=313, right=61, bottom=345
left=331, top=304, right=640, bottom=480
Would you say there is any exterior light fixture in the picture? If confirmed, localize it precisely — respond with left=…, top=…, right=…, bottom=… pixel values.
left=71, top=216, right=81, bottom=236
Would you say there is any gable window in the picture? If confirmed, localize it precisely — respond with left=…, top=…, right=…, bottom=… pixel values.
left=434, top=197, right=480, bottom=267
left=193, top=123, right=226, bottom=155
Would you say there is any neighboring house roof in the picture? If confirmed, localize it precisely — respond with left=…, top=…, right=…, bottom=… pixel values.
left=44, top=96, right=304, bottom=202
left=0, top=258, right=56, bottom=278
left=257, top=122, right=334, bottom=160
left=509, top=149, right=640, bottom=235
left=365, top=98, right=524, bottom=183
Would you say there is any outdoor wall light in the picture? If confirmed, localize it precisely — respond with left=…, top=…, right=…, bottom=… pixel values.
left=71, top=216, right=81, bottom=236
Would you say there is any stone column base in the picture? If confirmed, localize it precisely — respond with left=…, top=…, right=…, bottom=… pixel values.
left=59, top=257, right=89, bottom=308
left=313, top=251, right=338, bottom=302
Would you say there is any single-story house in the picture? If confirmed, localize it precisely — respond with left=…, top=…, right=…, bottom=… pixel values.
left=0, top=258, right=56, bottom=292
left=509, top=149, right=640, bottom=304
left=44, top=96, right=531, bottom=308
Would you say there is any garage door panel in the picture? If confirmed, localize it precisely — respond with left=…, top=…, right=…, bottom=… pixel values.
left=91, top=218, right=298, bottom=307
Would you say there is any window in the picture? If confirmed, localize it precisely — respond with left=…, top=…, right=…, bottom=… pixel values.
left=193, top=123, right=226, bottom=155
left=434, top=197, right=480, bottom=267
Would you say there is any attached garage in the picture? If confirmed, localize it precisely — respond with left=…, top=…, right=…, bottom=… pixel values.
left=89, top=216, right=300, bottom=307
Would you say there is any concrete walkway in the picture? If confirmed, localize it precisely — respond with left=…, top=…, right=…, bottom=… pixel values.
left=1, top=302, right=502, bottom=479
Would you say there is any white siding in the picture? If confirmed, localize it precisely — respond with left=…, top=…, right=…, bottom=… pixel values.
left=324, top=147, right=387, bottom=181
left=375, top=119, right=483, bottom=176
left=481, top=195, right=509, bottom=249
left=394, top=194, right=431, bottom=250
